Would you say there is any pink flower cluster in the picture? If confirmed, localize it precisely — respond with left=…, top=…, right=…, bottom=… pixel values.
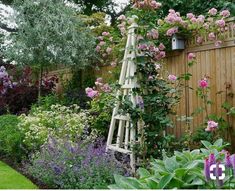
left=166, top=27, right=178, bottom=37
left=0, top=66, right=12, bottom=95
left=165, top=9, right=183, bottom=24
left=147, top=29, right=159, bottom=40
left=168, top=74, right=177, bottom=81
left=85, top=78, right=112, bottom=99
left=188, top=52, right=196, bottom=60
left=138, top=43, right=166, bottom=60
left=205, top=120, right=218, bottom=132
left=133, top=0, right=161, bottom=10
left=96, top=31, right=113, bottom=57
left=199, top=78, right=208, bottom=88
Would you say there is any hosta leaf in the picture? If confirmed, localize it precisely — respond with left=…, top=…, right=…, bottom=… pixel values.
left=164, top=156, right=179, bottom=172
left=201, top=140, right=212, bottom=149
left=158, top=173, right=174, bottom=189
left=137, top=168, right=151, bottom=178
left=213, top=138, right=223, bottom=147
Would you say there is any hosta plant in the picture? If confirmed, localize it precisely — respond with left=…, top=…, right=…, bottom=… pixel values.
left=109, top=139, right=235, bottom=189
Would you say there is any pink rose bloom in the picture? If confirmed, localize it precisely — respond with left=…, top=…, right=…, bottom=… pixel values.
left=187, top=13, right=195, bottom=19
left=101, top=83, right=111, bottom=93
left=109, top=37, right=113, bottom=42
left=188, top=53, right=196, bottom=60
left=99, top=41, right=106, bottom=46
left=155, top=64, right=161, bottom=70
left=150, top=1, right=161, bottom=9
left=205, top=120, right=218, bottom=132
left=166, top=27, right=178, bottom=36
left=197, top=36, right=204, bottom=44
left=96, top=77, right=103, bottom=83
left=215, top=40, right=222, bottom=47
left=190, top=17, right=197, bottom=23
left=199, top=78, right=208, bottom=88
left=220, top=10, right=230, bottom=18
left=216, top=19, right=225, bottom=28
left=106, top=47, right=112, bottom=54
left=138, top=44, right=148, bottom=51
left=196, top=15, right=205, bottom=24
left=203, top=23, right=209, bottom=30
left=159, top=51, right=166, bottom=58
left=148, top=75, right=153, bottom=80
left=169, top=9, right=175, bottom=14
left=158, top=43, right=165, bottom=50
left=97, top=36, right=103, bottom=41
left=208, top=8, right=217, bottom=16
left=208, top=32, right=216, bottom=41
left=87, top=90, right=98, bottom=98
left=111, top=61, right=117, bottom=67
left=102, top=31, right=110, bottom=36
left=95, top=45, right=101, bottom=52
left=168, top=74, right=177, bottom=81
left=117, top=14, right=126, bottom=21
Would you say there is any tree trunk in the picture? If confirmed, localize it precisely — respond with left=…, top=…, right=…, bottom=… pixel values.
left=38, top=63, right=43, bottom=104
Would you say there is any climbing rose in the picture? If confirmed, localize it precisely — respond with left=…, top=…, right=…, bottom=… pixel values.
left=216, top=19, right=225, bottom=28
left=158, top=43, right=165, bottom=50
left=147, top=29, right=159, bottom=39
left=99, top=41, right=106, bottom=46
left=166, top=27, right=178, bottom=36
left=208, top=32, right=216, bottom=40
left=197, top=15, right=205, bottom=24
left=186, top=13, right=194, bottom=19
left=220, top=10, right=230, bottom=18
left=102, top=31, right=110, bottom=36
left=148, top=75, right=153, bottom=80
left=215, top=40, right=222, bottom=47
left=106, top=47, right=112, bottom=54
left=188, top=53, right=196, bottom=60
left=197, top=36, right=204, bottom=44
left=117, top=14, right=126, bottom=21
left=95, top=46, right=101, bottom=52
left=168, top=74, right=177, bottom=81
left=199, top=78, right=208, bottom=88
left=205, top=120, right=218, bottom=131
left=208, top=8, right=217, bottom=15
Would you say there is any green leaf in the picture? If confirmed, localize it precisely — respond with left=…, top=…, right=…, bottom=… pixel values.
left=137, top=168, right=151, bottom=178
left=146, top=178, right=159, bottom=189
left=113, top=174, right=143, bottom=189
left=158, top=174, right=174, bottom=189
left=213, top=138, right=223, bottom=147
left=164, top=156, right=179, bottom=172
left=201, top=140, right=212, bottom=149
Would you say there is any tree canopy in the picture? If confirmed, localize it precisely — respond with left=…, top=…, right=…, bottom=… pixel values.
left=2, top=0, right=96, bottom=68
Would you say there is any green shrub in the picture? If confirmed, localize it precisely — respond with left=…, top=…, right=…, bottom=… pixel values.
left=0, top=115, right=25, bottom=162
left=18, top=104, right=92, bottom=152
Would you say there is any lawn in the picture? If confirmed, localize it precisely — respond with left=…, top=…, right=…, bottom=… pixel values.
left=0, top=161, right=37, bottom=189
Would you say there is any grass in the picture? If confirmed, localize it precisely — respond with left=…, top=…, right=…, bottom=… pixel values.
left=0, top=161, right=38, bottom=189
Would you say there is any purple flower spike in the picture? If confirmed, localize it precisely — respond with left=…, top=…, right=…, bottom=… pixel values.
left=216, top=161, right=224, bottom=187
left=225, top=152, right=232, bottom=168
left=231, top=154, right=235, bottom=177
left=204, top=158, right=211, bottom=181
left=209, top=153, right=216, bottom=165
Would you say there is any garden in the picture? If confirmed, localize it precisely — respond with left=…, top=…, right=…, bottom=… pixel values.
left=0, top=0, right=235, bottom=189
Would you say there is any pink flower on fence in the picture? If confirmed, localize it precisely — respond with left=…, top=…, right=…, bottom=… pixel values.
left=106, top=47, right=112, bottom=54
left=117, top=14, right=126, bottom=21
left=208, top=32, right=216, bottom=41
left=102, top=32, right=110, bottom=36
left=208, top=8, right=217, bottom=16
left=186, top=13, right=194, bottom=19
left=147, top=29, right=159, bottom=39
left=199, top=78, right=208, bottom=88
left=197, top=36, right=204, bottom=44
left=215, top=40, right=222, bottom=47
left=166, top=27, right=178, bottom=36
left=220, top=10, right=230, bottom=18
left=99, top=41, right=106, bottom=46
left=158, top=43, right=165, bottom=50
left=216, top=19, right=226, bottom=28
left=168, top=74, right=177, bottom=81
left=205, top=120, right=218, bottom=131
left=95, top=46, right=101, bottom=52
left=188, top=53, right=196, bottom=60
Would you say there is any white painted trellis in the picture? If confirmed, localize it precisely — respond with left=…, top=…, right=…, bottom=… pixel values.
left=106, top=20, right=141, bottom=171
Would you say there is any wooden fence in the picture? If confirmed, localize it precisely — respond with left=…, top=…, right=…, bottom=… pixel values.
left=97, top=18, right=235, bottom=139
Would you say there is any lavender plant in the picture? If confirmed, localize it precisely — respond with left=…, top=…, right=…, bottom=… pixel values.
left=25, top=137, right=125, bottom=189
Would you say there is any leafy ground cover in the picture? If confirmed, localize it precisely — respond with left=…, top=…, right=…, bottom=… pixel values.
left=0, top=161, right=37, bottom=189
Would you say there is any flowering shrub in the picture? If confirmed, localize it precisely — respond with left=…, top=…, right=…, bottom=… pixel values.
left=26, top=138, right=125, bottom=189
left=18, top=104, right=91, bottom=151
left=0, top=65, right=57, bottom=114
